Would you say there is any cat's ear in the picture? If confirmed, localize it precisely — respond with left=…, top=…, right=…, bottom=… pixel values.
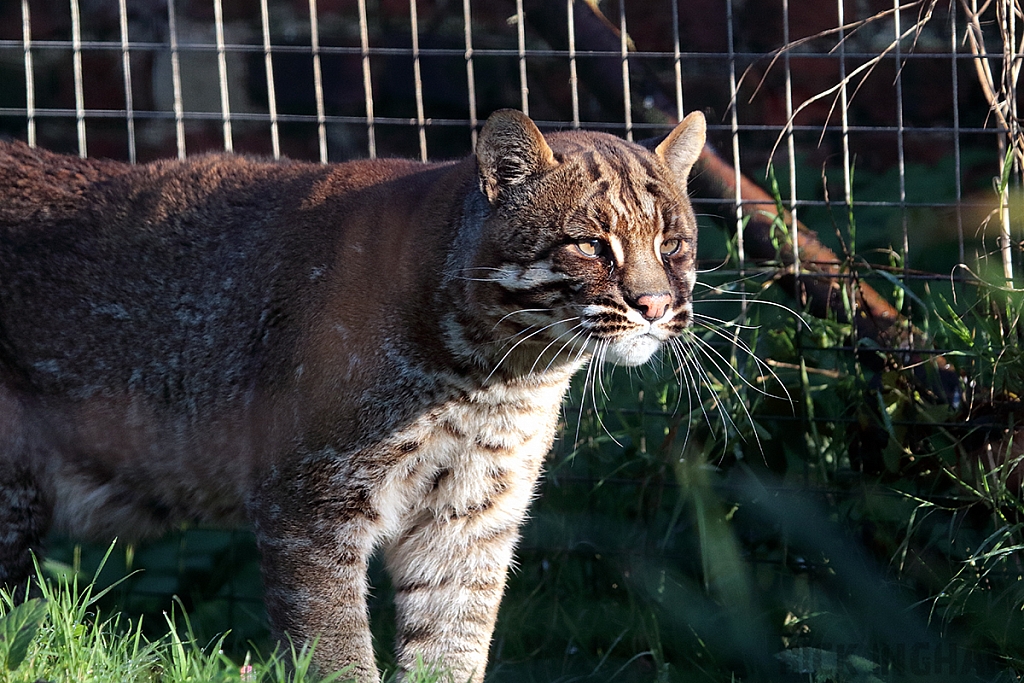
left=476, top=109, right=557, bottom=204
left=655, top=111, right=706, bottom=182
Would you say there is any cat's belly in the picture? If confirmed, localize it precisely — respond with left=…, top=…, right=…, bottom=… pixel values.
left=34, top=398, right=262, bottom=540
left=47, top=443, right=253, bottom=541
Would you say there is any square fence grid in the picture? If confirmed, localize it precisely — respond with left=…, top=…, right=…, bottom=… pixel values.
left=1, top=0, right=1021, bottom=680
left=0, top=0, right=1013, bottom=312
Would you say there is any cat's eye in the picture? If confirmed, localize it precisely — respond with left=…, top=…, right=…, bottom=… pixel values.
left=574, top=239, right=606, bottom=258
left=660, top=238, right=682, bottom=257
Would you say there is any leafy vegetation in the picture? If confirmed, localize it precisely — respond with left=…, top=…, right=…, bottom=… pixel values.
left=0, top=550, right=368, bottom=683
left=0, top=551, right=476, bottom=682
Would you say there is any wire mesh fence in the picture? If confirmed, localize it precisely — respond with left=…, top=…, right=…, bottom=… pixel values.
left=0, top=1, right=1011, bottom=301
left=1, top=0, right=1022, bottom=681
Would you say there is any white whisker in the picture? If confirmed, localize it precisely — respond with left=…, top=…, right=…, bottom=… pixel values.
left=674, top=337, right=719, bottom=433
left=691, top=311, right=764, bottom=331
left=491, top=307, right=555, bottom=331
left=688, top=331, right=769, bottom=401
left=693, top=296, right=811, bottom=330
left=693, top=321, right=791, bottom=403
left=595, top=341, right=612, bottom=403
left=541, top=326, right=592, bottom=374
left=678, top=337, right=739, bottom=454
left=686, top=334, right=763, bottom=453
left=665, top=337, right=690, bottom=416
left=692, top=269, right=775, bottom=285
left=529, top=322, right=588, bottom=374
left=492, top=314, right=581, bottom=349
left=485, top=317, right=580, bottom=383
left=573, top=345, right=600, bottom=450
left=587, top=340, right=622, bottom=448
left=666, top=339, right=698, bottom=456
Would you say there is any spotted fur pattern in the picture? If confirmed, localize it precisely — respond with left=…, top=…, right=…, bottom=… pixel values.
left=0, top=109, right=705, bottom=682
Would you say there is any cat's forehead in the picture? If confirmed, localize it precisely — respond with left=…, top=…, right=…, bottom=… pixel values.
left=548, top=132, right=684, bottom=234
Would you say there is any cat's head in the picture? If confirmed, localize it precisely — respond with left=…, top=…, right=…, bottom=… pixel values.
left=461, top=109, right=705, bottom=373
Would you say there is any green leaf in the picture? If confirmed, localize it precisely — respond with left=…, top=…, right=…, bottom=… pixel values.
left=874, top=269, right=929, bottom=313
left=0, top=597, right=47, bottom=671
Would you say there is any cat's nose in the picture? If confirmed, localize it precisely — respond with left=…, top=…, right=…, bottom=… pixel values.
left=635, top=293, right=672, bottom=321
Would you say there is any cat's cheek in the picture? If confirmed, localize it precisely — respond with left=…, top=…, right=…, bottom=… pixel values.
left=603, top=334, right=662, bottom=367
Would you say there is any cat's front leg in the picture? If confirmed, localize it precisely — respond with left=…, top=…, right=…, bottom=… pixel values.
left=384, top=450, right=545, bottom=683
left=250, top=462, right=381, bottom=683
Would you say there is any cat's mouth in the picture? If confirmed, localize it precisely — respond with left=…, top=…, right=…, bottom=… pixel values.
left=603, top=332, right=664, bottom=366
left=588, top=317, right=682, bottom=367
left=577, top=302, right=686, bottom=367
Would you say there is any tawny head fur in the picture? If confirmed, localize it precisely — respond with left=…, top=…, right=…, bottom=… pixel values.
left=463, top=109, right=706, bottom=371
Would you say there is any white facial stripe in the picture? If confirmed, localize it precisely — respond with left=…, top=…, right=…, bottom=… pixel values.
left=607, top=233, right=625, bottom=268
left=491, top=261, right=568, bottom=291
left=606, top=211, right=619, bottom=232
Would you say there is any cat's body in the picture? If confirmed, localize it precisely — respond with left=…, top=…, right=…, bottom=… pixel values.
left=0, top=110, right=705, bottom=682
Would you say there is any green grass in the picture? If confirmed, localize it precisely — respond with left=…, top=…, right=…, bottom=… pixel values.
left=0, top=553, right=449, bottom=683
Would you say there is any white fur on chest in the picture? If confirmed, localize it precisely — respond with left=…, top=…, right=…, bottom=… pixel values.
left=374, top=372, right=575, bottom=543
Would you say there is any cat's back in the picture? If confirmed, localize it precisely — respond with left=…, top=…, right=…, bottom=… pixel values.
left=0, top=141, right=133, bottom=224
left=0, top=142, right=447, bottom=406
left=0, top=140, right=430, bottom=229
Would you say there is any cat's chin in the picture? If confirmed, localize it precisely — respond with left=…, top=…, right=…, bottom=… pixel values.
left=603, top=334, right=662, bottom=367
